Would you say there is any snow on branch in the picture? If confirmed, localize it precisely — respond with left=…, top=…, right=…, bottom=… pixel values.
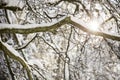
left=70, top=16, right=120, bottom=41
left=0, top=16, right=120, bottom=41
left=0, top=40, right=33, bottom=80
left=16, top=34, right=37, bottom=50
left=0, top=16, right=68, bottom=34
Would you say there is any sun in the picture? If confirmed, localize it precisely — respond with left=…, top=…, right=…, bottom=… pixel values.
left=88, top=20, right=100, bottom=31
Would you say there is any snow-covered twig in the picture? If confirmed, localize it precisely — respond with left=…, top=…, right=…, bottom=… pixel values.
left=16, top=34, right=37, bottom=50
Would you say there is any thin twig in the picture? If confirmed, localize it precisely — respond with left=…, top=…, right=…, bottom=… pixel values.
left=16, top=34, right=37, bottom=50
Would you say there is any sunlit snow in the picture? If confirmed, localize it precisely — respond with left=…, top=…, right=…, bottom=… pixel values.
left=0, top=16, right=67, bottom=29
left=88, top=20, right=100, bottom=31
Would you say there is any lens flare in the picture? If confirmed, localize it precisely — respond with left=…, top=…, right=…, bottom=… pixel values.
left=88, top=20, right=100, bottom=31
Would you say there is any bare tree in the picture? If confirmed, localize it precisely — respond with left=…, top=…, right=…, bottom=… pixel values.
left=0, top=0, right=120, bottom=80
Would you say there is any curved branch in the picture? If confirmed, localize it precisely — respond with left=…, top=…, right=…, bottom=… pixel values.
left=0, top=17, right=69, bottom=34
left=0, top=16, right=120, bottom=41
left=0, top=41, right=33, bottom=80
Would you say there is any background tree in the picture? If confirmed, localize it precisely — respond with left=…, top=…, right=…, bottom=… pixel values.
left=0, top=0, right=120, bottom=80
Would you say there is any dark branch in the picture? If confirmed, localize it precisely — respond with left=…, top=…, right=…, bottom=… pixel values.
left=0, top=16, right=120, bottom=41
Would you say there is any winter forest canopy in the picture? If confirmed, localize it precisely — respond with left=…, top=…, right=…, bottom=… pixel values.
left=0, top=0, right=120, bottom=80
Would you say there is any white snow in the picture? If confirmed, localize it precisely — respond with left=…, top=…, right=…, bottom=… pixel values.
left=70, top=15, right=120, bottom=38
left=70, top=15, right=88, bottom=28
left=28, top=59, right=44, bottom=69
left=5, top=0, right=25, bottom=9
left=7, top=10, right=18, bottom=24
left=95, top=3, right=102, bottom=10
left=1, top=41, right=22, bottom=59
left=0, top=16, right=67, bottom=29
left=65, top=63, right=69, bottom=80
left=16, top=34, right=25, bottom=45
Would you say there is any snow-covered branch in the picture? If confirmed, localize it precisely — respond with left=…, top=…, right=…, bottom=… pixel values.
left=70, top=17, right=120, bottom=41
left=0, top=16, right=120, bottom=41
left=0, top=16, right=68, bottom=34
left=0, top=40, right=33, bottom=80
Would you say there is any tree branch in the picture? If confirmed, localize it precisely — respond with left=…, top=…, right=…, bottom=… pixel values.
left=16, top=34, right=37, bottom=50
left=0, top=17, right=69, bottom=34
left=0, top=40, right=33, bottom=80
left=69, top=17, right=120, bottom=41
left=0, top=16, right=120, bottom=41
